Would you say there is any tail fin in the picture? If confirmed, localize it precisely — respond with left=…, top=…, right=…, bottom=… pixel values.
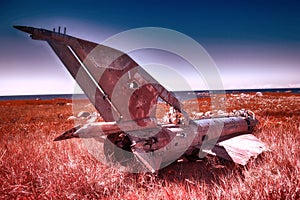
left=15, top=26, right=184, bottom=126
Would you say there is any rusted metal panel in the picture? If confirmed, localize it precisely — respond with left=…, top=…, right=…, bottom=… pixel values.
left=48, top=41, right=118, bottom=122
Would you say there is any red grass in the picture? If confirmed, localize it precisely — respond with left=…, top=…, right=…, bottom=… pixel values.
left=0, top=93, right=299, bottom=199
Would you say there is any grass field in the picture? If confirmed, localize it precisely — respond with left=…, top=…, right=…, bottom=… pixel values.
left=0, top=93, right=299, bottom=199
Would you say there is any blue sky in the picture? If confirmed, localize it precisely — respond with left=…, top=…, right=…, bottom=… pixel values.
left=1, top=0, right=300, bottom=95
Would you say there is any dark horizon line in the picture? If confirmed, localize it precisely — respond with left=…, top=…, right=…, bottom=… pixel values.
left=1, top=87, right=299, bottom=97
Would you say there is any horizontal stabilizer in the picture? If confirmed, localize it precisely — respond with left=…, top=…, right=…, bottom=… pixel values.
left=54, top=125, right=81, bottom=141
left=54, top=122, right=121, bottom=141
left=201, top=134, right=267, bottom=165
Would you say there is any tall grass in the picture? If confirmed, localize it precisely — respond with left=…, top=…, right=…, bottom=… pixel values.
left=0, top=94, right=299, bottom=199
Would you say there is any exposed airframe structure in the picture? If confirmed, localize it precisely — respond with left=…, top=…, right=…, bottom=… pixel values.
left=15, top=25, right=267, bottom=173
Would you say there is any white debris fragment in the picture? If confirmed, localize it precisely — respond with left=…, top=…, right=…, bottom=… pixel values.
left=77, top=111, right=91, bottom=118
left=255, top=92, right=263, bottom=97
left=67, top=116, right=77, bottom=121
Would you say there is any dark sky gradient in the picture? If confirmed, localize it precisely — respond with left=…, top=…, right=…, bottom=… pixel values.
left=1, top=0, right=300, bottom=94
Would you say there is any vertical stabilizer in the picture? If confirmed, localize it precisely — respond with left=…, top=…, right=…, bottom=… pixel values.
left=14, top=26, right=184, bottom=126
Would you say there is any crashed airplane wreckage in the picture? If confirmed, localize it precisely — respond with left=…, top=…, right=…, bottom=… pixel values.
left=15, top=25, right=266, bottom=173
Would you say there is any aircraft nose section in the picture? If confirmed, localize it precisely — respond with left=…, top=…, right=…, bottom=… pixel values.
left=13, top=25, right=34, bottom=34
